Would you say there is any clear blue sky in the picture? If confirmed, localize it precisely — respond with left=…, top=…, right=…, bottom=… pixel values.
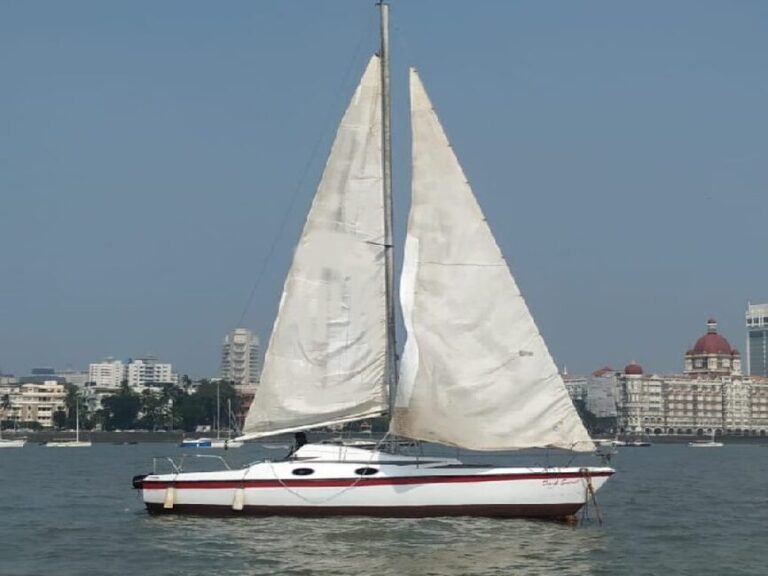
left=1, top=1, right=766, bottom=378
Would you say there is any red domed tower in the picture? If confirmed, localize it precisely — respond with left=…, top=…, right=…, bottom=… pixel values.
left=684, top=319, right=741, bottom=376
left=624, top=361, right=644, bottom=376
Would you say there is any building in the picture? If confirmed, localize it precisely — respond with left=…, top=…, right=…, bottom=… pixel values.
left=220, top=328, right=261, bottom=388
left=563, top=367, right=619, bottom=418
left=16, top=367, right=89, bottom=386
left=56, top=368, right=89, bottom=387
left=125, top=357, right=178, bottom=389
left=617, top=319, right=768, bottom=437
left=746, top=303, right=768, bottom=377
left=19, top=367, right=63, bottom=385
left=89, top=359, right=125, bottom=388
left=685, top=318, right=742, bottom=376
left=89, top=357, right=178, bottom=389
left=0, top=381, right=66, bottom=428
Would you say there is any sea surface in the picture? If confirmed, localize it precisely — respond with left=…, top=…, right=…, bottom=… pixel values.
left=1, top=441, right=766, bottom=576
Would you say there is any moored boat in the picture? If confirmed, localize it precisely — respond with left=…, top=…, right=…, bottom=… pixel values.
left=180, top=437, right=244, bottom=449
left=136, top=444, right=612, bottom=518
left=689, top=430, right=723, bottom=448
left=133, top=3, right=613, bottom=519
left=0, top=438, right=26, bottom=448
left=46, top=401, right=91, bottom=447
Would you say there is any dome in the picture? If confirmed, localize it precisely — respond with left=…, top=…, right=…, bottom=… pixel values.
left=693, top=334, right=732, bottom=354
left=624, top=361, right=643, bottom=375
left=692, top=319, right=732, bottom=355
left=592, top=366, right=614, bottom=377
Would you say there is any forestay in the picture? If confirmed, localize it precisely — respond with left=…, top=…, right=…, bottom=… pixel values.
left=391, top=68, right=595, bottom=452
left=239, top=56, right=388, bottom=440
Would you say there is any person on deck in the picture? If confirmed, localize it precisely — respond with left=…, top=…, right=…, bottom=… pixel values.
left=288, top=431, right=307, bottom=457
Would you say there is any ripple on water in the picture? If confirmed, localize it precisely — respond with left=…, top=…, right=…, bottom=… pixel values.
left=1, top=443, right=766, bottom=576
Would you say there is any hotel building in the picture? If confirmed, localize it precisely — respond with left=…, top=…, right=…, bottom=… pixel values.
left=617, top=319, right=768, bottom=437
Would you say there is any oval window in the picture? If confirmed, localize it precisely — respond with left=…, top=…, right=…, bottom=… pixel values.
left=354, top=467, right=379, bottom=476
left=291, top=468, right=315, bottom=476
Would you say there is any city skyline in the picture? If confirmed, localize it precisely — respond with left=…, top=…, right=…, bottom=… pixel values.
left=1, top=1, right=766, bottom=378
left=3, top=312, right=763, bottom=382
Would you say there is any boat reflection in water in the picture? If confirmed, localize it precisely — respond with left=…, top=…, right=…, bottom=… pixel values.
left=148, top=514, right=604, bottom=576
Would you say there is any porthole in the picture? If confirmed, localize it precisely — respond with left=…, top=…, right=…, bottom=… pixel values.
left=354, top=467, right=379, bottom=476
left=291, top=468, right=315, bottom=476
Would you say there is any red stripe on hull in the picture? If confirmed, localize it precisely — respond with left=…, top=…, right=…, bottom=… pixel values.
left=142, top=470, right=613, bottom=491
left=145, top=502, right=584, bottom=519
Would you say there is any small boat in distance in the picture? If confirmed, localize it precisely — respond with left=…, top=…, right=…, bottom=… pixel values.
left=0, top=421, right=26, bottom=448
left=609, top=432, right=651, bottom=447
left=0, top=434, right=26, bottom=448
left=612, top=439, right=651, bottom=447
left=595, top=434, right=650, bottom=448
left=180, top=391, right=243, bottom=449
left=180, top=437, right=243, bottom=449
left=46, top=401, right=91, bottom=447
left=688, top=430, right=723, bottom=448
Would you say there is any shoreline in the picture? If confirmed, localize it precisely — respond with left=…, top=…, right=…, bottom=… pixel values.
left=2, top=430, right=766, bottom=445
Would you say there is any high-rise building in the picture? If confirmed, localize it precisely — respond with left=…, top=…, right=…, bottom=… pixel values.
left=746, top=303, right=768, bottom=377
left=89, top=359, right=125, bottom=388
left=220, top=328, right=261, bottom=387
left=125, top=357, right=178, bottom=388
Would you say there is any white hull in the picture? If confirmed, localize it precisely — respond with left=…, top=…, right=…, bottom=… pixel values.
left=136, top=444, right=613, bottom=519
left=0, top=439, right=26, bottom=448
left=45, top=441, right=92, bottom=447
left=689, top=432, right=723, bottom=447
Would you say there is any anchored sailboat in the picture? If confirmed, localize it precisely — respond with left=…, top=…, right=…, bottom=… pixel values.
left=180, top=384, right=244, bottom=449
left=0, top=427, right=25, bottom=448
left=133, top=4, right=613, bottom=519
left=46, top=400, right=91, bottom=448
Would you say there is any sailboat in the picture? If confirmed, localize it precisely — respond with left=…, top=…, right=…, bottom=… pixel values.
left=46, top=399, right=92, bottom=447
left=180, top=386, right=244, bottom=449
left=0, top=426, right=26, bottom=448
left=688, top=429, right=723, bottom=448
left=133, top=4, right=613, bottom=519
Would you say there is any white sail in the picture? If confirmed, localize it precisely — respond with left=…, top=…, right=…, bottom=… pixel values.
left=239, top=56, right=388, bottom=440
left=391, top=68, right=594, bottom=452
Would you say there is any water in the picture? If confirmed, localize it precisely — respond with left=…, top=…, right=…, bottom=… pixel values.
left=1, top=443, right=766, bottom=576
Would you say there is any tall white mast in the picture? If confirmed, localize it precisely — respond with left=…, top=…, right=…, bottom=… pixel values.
left=379, top=1, right=397, bottom=413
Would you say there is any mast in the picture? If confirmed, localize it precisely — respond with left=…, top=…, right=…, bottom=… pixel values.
left=379, top=1, right=397, bottom=414
left=216, top=380, right=221, bottom=440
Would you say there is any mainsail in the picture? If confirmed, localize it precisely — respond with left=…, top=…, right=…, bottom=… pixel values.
left=239, top=56, right=388, bottom=440
left=391, top=68, right=595, bottom=452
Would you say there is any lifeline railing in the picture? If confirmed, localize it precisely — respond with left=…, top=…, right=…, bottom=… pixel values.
left=152, top=454, right=233, bottom=474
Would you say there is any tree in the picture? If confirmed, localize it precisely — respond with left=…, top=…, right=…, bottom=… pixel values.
left=137, top=389, right=163, bottom=430
left=1, top=394, right=11, bottom=427
left=101, top=383, right=141, bottom=430
left=177, top=394, right=206, bottom=433
left=53, top=409, right=68, bottom=429
left=59, top=383, right=92, bottom=430
left=190, top=380, right=241, bottom=433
